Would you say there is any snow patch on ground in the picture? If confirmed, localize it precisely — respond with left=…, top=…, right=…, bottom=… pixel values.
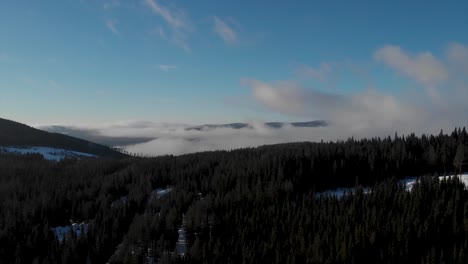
left=51, top=222, right=89, bottom=242
left=402, top=173, right=468, bottom=191
left=0, top=146, right=96, bottom=161
left=150, top=187, right=172, bottom=200
left=176, top=215, right=188, bottom=257
left=439, top=173, right=468, bottom=186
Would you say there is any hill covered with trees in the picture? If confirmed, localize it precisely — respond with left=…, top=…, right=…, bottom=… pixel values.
left=0, top=118, right=127, bottom=158
left=0, top=127, right=467, bottom=263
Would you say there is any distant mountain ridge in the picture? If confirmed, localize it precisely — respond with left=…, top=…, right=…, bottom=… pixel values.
left=0, top=118, right=127, bottom=158
left=186, top=120, right=327, bottom=131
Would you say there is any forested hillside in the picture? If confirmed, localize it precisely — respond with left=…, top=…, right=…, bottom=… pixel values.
left=0, top=128, right=467, bottom=263
left=0, top=118, right=127, bottom=158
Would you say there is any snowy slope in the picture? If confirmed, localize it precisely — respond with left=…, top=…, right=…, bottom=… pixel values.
left=0, top=146, right=96, bottom=161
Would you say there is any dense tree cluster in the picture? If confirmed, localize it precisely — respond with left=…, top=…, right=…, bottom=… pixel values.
left=0, top=128, right=467, bottom=263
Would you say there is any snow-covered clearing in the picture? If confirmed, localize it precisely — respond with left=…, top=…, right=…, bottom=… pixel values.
left=316, top=173, right=468, bottom=198
left=0, top=146, right=96, bottom=161
left=400, top=173, right=468, bottom=191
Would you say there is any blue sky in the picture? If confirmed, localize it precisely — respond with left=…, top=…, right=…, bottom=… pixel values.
left=1, top=0, right=467, bottom=126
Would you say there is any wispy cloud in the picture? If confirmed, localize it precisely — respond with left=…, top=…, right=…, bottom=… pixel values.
left=374, top=43, right=468, bottom=104
left=105, top=18, right=120, bottom=36
left=145, top=0, right=187, bottom=29
left=158, top=64, right=178, bottom=72
left=103, top=0, right=120, bottom=10
left=297, top=62, right=332, bottom=81
left=144, top=0, right=192, bottom=51
left=157, top=26, right=167, bottom=40
left=213, top=16, right=238, bottom=45
left=48, top=80, right=60, bottom=90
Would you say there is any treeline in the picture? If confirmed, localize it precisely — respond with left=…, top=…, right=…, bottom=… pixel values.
left=0, top=128, right=467, bottom=263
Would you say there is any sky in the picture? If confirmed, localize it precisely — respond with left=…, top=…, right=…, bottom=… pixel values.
left=1, top=0, right=468, bottom=155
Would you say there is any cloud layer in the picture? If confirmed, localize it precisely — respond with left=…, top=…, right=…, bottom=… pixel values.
left=48, top=121, right=337, bottom=156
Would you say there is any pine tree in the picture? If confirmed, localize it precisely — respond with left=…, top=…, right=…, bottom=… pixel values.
left=454, top=145, right=465, bottom=176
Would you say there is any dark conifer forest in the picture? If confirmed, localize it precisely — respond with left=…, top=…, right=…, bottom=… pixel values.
left=1, top=128, right=468, bottom=263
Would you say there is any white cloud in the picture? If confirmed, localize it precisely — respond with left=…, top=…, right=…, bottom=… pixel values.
left=213, top=16, right=237, bottom=44
left=242, top=75, right=466, bottom=140
left=145, top=0, right=192, bottom=51
left=241, top=78, right=343, bottom=116
left=105, top=18, right=120, bottom=36
left=329, top=90, right=423, bottom=133
left=157, top=26, right=167, bottom=40
left=242, top=78, right=413, bottom=125
left=242, top=79, right=306, bottom=115
left=158, top=64, right=178, bottom=71
left=374, top=45, right=448, bottom=86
